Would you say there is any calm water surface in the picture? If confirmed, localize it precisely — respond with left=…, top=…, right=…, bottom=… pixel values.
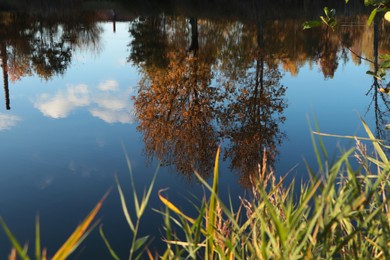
left=0, top=1, right=389, bottom=258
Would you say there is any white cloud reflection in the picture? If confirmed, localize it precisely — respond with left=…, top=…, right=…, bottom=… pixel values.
left=0, top=114, right=21, bottom=130
left=98, top=80, right=118, bottom=92
left=34, top=84, right=90, bottom=118
left=34, top=80, right=134, bottom=124
left=90, top=108, right=132, bottom=124
left=93, top=96, right=127, bottom=111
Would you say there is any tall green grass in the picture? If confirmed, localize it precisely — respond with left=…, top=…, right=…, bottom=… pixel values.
left=156, top=118, right=390, bottom=259
left=100, top=148, right=158, bottom=260
left=2, top=119, right=390, bottom=259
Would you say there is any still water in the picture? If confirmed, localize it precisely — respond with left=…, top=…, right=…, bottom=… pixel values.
left=0, top=1, right=389, bottom=258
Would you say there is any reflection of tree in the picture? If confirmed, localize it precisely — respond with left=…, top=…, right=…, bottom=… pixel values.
left=132, top=16, right=228, bottom=178
left=316, top=28, right=340, bottom=79
left=220, top=15, right=287, bottom=187
left=0, top=10, right=102, bottom=109
left=0, top=42, right=10, bottom=110
left=130, top=8, right=390, bottom=186
left=365, top=16, right=390, bottom=140
left=129, top=16, right=168, bottom=69
left=30, top=25, right=72, bottom=80
left=131, top=14, right=288, bottom=186
left=222, top=64, right=286, bottom=187
left=134, top=50, right=219, bottom=178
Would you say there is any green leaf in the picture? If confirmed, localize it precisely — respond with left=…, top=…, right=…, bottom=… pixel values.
left=367, top=8, right=378, bottom=26
left=138, top=164, right=159, bottom=218
left=206, top=146, right=220, bottom=259
left=380, top=59, right=390, bottom=68
left=324, top=7, right=330, bottom=17
left=303, top=20, right=322, bottom=29
left=320, top=16, right=328, bottom=27
left=35, top=216, right=41, bottom=260
left=0, top=217, right=30, bottom=260
left=115, top=175, right=135, bottom=232
left=122, top=146, right=141, bottom=219
left=364, top=0, right=373, bottom=6
left=329, top=19, right=337, bottom=28
left=134, top=235, right=149, bottom=252
left=99, top=225, right=120, bottom=260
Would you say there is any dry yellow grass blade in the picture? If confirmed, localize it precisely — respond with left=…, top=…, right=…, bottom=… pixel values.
left=8, top=248, right=16, bottom=260
left=158, top=189, right=195, bottom=224
left=163, top=239, right=206, bottom=247
left=52, top=191, right=110, bottom=260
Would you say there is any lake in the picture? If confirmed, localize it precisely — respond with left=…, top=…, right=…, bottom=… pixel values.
left=0, top=0, right=389, bottom=258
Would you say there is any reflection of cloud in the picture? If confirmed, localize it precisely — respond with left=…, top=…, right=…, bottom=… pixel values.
left=94, top=96, right=127, bottom=111
left=0, top=114, right=21, bottom=130
left=34, top=84, right=90, bottom=118
left=91, top=86, right=133, bottom=123
left=90, top=108, right=133, bottom=124
left=98, top=80, right=118, bottom=91
left=34, top=80, right=134, bottom=124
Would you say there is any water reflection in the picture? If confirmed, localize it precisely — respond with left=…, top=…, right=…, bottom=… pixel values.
left=133, top=16, right=220, bottom=178
left=0, top=8, right=103, bottom=109
left=131, top=15, right=287, bottom=185
left=0, top=113, right=21, bottom=130
left=1, top=2, right=390, bottom=186
left=130, top=11, right=390, bottom=185
left=34, top=80, right=134, bottom=123
left=220, top=21, right=286, bottom=187
left=364, top=16, right=390, bottom=140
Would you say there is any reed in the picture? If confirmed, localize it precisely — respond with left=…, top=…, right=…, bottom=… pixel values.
left=3, top=118, right=390, bottom=259
left=157, top=118, right=390, bottom=259
left=0, top=192, right=109, bottom=260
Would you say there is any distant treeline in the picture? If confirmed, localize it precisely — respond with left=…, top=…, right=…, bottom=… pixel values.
left=0, top=0, right=369, bottom=21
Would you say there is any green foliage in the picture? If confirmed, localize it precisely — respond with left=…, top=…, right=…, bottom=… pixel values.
left=302, top=20, right=322, bottom=29
left=158, top=118, right=390, bottom=259
left=100, top=148, right=159, bottom=260
left=304, top=0, right=390, bottom=85
left=304, top=0, right=390, bottom=28
left=302, top=7, right=337, bottom=30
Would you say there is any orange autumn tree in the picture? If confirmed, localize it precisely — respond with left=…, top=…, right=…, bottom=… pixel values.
left=135, top=50, right=220, bottom=177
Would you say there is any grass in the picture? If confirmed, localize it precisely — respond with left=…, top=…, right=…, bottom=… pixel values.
left=0, top=191, right=109, bottom=260
left=2, top=118, right=390, bottom=259
left=152, top=118, right=390, bottom=259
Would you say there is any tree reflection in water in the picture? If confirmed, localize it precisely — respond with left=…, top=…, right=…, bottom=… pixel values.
left=0, top=8, right=102, bottom=109
left=2, top=1, right=390, bottom=186
left=130, top=8, right=390, bottom=186
left=132, top=15, right=287, bottom=186
left=133, top=17, right=220, bottom=179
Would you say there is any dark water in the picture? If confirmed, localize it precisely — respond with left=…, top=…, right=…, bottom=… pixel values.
left=0, top=0, right=389, bottom=258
